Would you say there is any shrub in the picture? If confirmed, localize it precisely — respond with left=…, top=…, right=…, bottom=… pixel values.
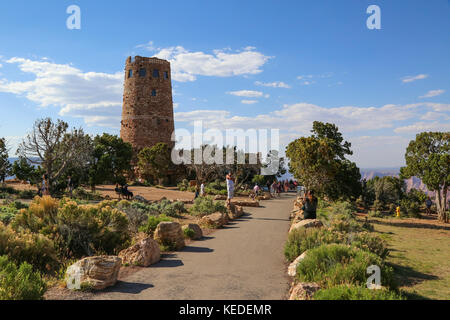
left=18, top=190, right=36, bottom=200
left=183, top=227, right=196, bottom=239
left=313, top=284, right=405, bottom=300
left=400, top=199, right=421, bottom=218
left=284, top=227, right=342, bottom=262
left=72, top=187, right=103, bottom=201
left=0, top=255, right=47, bottom=300
left=296, top=244, right=395, bottom=289
left=328, top=213, right=363, bottom=233
left=189, top=196, right=227, bottom=216
left=139, top=214, right=172, bottom=234
left=0, top=186, right=18, bottom=195
left=13, top=198, right=130, bottom=258
left=373, top=200, right=384, bottom=212
left=284, top=227, right=389, bottom=262
left=368, top=210, right=384, bottom=218
left=0, top=222, right=58, bottom=272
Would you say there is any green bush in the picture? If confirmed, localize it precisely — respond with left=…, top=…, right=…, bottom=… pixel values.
left=400, top=199, right=421, bottom=218
left=313, top=284, right=405, bottom=300
left=183, top=227, right=196, bottom=239
left=0, top=222, right=59, bottom=272
left=285, top=227, right=389, bottom=262
left=139, top=214, right=172, bottom=234
left=368, top=210, right=384, bottom=218
left=373, top=200, right=384, bottom=212
left=12, top=198, right=130, bottom=259
left=18, top=190, right=36, bottom=200
left=296, top=244, right=395, bottom=289
left=189, top=196, right=227, bottom=216
left=72, top=187, right=103, bottom=201
left=0, top=186, right=18, bottom=195
left=0, top=255, right=47, bottom=300
left=328, top=213, right=363, bottom=233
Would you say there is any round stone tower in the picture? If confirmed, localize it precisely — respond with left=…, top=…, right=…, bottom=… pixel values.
left=120, top=56, right=175, bottom=153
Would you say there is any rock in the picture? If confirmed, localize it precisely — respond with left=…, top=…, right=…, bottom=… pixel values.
left=232, top=200, right=260, bottom=207
left=288, top=282, right=321, bottom=300
left=227, top=203, right=244, bottom=219
left=200, top=212, right=229, bottom=228
left=287, top=251, right=308, bottom=277
left=134, top=195, right=150, bottom=204
left=154, top=221, right=185, bottom=250
left=65, top=256, right=121, bottom=291
left=118, top=237, right=160, bottom=267
left=257, top=193, right=271, bottom=201
left=289, top=219, right=323, bottom=233
left=182, top=223, right=203, bottom=240
left=214, top=195, right=227, bottom=201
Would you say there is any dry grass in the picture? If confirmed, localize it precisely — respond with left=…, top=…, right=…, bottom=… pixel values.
left=360, top=215, right=450, bottom=300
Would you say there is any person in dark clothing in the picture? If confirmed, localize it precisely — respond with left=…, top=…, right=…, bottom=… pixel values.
left=302, top=190, right=318, bottom=219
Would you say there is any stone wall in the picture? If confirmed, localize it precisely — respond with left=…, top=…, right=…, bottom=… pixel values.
left=120, top=56, right=175, bottom=153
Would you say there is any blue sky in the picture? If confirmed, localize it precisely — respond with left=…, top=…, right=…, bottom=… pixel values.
left=0, top=0, right=448, bottom=168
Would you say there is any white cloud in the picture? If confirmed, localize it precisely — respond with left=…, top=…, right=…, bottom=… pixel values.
left=420, top=111, right=450, bottom=121
left=0, top=57, right=123, bottom=126
left=394, top=121, right=450, bottom=133
left=402, top=74, right=428, bottom=83
left=149, top=45, right=271, bottom=82
left=254, top=81, right=291, bottom=88
left=241, top=100, right=258, bottom=104
left=300, top=80, right=316, bottom=86
left=419, top=89, right=445, bottom=98
left=173, top=103, right=179, bottom=109
left=227, top=90, right=267, bottom=98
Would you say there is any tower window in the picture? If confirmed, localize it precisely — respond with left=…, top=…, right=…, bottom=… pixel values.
left=151, top=89, right=157, bottom=97
left=139, top=68, right=146, bottom=77
left=153, top=69, right=159, bottom=78
left=164, top=71, right=169, bottom=79
left=128, top=70, right=133, bottom=78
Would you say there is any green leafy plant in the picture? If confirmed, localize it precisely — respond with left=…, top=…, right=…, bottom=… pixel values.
left=313, top=284, right=404, bottom=300
left=0, top=255, right=47, bottom=300
left=183, top=227, right=195, bottom=239
left=139, top=214, right=172, bottom=234
left=189, top=196, right=227, bottom=216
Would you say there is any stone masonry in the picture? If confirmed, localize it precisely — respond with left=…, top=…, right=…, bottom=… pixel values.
left=120, top=56, right=175, bottom=153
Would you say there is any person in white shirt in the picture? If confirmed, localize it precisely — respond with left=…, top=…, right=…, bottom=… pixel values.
left=200, top=182, right=205, bottom=197
left=226, top=173, right=235, bottom=205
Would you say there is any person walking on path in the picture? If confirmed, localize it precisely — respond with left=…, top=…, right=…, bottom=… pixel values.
left=226, top=173, right=235, bottom=205
left=41, top=174, right=50, bottom=196
left=425, top=197, right=433, bottom=215
left=302, top=190, right=318, bottom=219
left=67, top=175, right=74, bottom=197
left=200, top=182, right=205, bottom=197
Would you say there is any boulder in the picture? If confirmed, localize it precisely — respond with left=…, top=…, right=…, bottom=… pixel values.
left=257, top=193, right=271, bottom=201
left=289, top=219, right=323, bottom=233
left=154, top=221, right=185, bottom=250
left=288, top=282, right=321, bottom=300
left=118, top=237, right=160, bottom=267
left=200, top=212, right=229, bottom=228
left=287, top=251, right=308, bottom=277
left=182, top=223, right=203, bottom=240
left=227, top=203, right=244, bottom=219
left=65, top=256, right=121, bottom=291
left=232, top=200, right=260, bottom=207
left=214, top=195, right=227, bottom=201
left=134, top=195, right=150, bottom=204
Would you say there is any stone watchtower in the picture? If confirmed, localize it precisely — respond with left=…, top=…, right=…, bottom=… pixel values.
left=120, top=56, right=175, bottom=153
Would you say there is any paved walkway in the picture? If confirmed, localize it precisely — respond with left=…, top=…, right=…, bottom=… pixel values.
left=93, top=193, right=295, bottom=300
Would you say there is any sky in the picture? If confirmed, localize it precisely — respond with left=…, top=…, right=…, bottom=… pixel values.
left=0, top=0, right=448, bottom=169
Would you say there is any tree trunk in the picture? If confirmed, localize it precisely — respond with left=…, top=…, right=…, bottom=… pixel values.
left=436, top=188, right=448, bottom=223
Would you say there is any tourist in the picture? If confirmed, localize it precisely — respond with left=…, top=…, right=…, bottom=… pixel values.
left=200, top=182, right=205, bottom=197
left=194, top=184, right=200, bottom=199
left=252, top=183, right=260, bottom=200
left=425, top=197, right=433, bottom=215
left=41, top=174, right=50, bottom=196
left=67, top=175, right=73, bottom=197
left=302, top=190, right=318, bottom=219
left=226, top=172, right=235, bottom=205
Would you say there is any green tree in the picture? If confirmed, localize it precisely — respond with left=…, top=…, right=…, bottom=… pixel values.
left=12, top=157, right=43, bottom=187
left=88, top=133, right=133, bottom=190
left=286, top=122, right=362, bottom=200
left=138, top=143, right=171, bottom=185
left=17, top=118, right=93, bottom=193
left=400, top=132, right=449, bottom=222
left=0, top=138, right=11, bottom=183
